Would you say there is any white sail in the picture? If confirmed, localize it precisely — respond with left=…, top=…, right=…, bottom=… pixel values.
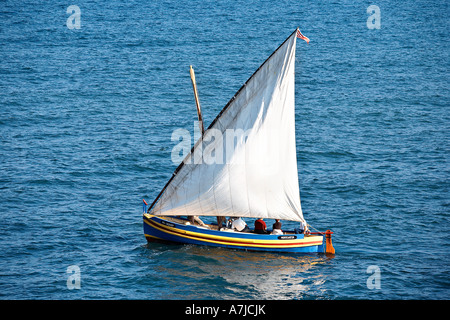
left=151, top=30, right=305, bottom=222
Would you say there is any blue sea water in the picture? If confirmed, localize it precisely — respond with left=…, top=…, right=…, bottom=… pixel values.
left=0, top=0, right=448, bottom=300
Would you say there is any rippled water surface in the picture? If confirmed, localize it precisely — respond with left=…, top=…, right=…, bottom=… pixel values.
left=0, top=0, right=449, bottom=300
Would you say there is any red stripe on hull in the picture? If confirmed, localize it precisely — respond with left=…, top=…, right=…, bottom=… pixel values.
left=145, top=217, right=322, bottom=247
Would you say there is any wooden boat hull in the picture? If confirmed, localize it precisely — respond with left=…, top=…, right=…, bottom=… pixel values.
left=143, top=214, right=325, bottom=253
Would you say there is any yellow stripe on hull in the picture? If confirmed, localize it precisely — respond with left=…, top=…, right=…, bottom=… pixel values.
left=144, top=215, right=323, bottom=249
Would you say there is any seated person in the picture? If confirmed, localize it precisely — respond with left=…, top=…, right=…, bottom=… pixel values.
left=294, top=220, right=308, bottom=234
left=231, top=217, right=250, bottom=232
left=254, top=218, right=269, bottom=234
left=271, top=219, right=283, bottom=235
left=217, top=216, right=226, bottom=230
left=188, top=216, right=207, bottom=227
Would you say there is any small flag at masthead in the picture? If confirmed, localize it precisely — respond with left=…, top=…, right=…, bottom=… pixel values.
left=296, top=28, right=310, bottom=44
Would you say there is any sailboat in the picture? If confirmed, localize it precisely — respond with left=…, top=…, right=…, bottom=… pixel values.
left=143, top=28, right=335, bottom=254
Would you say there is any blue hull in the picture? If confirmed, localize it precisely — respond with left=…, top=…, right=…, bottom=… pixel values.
left=143, top=214, right=325, bottom=253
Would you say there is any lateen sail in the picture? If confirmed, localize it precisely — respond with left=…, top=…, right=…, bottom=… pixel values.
left=150, top=29, right=305, bottom=222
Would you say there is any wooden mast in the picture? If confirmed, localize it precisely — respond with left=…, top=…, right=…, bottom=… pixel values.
left=189, top=65, right=205, bottom=135
left=147, top=66, right=205, bottom=214
left=189, top=65, right=207, bottom=226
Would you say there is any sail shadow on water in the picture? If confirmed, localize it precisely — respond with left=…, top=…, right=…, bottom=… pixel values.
left=149, top=245, right=334, bottom=299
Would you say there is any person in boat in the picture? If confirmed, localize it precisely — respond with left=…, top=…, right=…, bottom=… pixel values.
left=271, top=219, right=283, bottom=235
left=254, top=218, right=269, bottom=234
left=294, top=220, right=308, bottom=234
left=217, top=216, right=226, bottom=230
left=231, top=217, right=250, bottom=232
left=188, top=216, right=207, bottom=227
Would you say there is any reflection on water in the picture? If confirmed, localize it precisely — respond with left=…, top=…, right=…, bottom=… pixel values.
left=145, top=243, right=334, bottom=299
